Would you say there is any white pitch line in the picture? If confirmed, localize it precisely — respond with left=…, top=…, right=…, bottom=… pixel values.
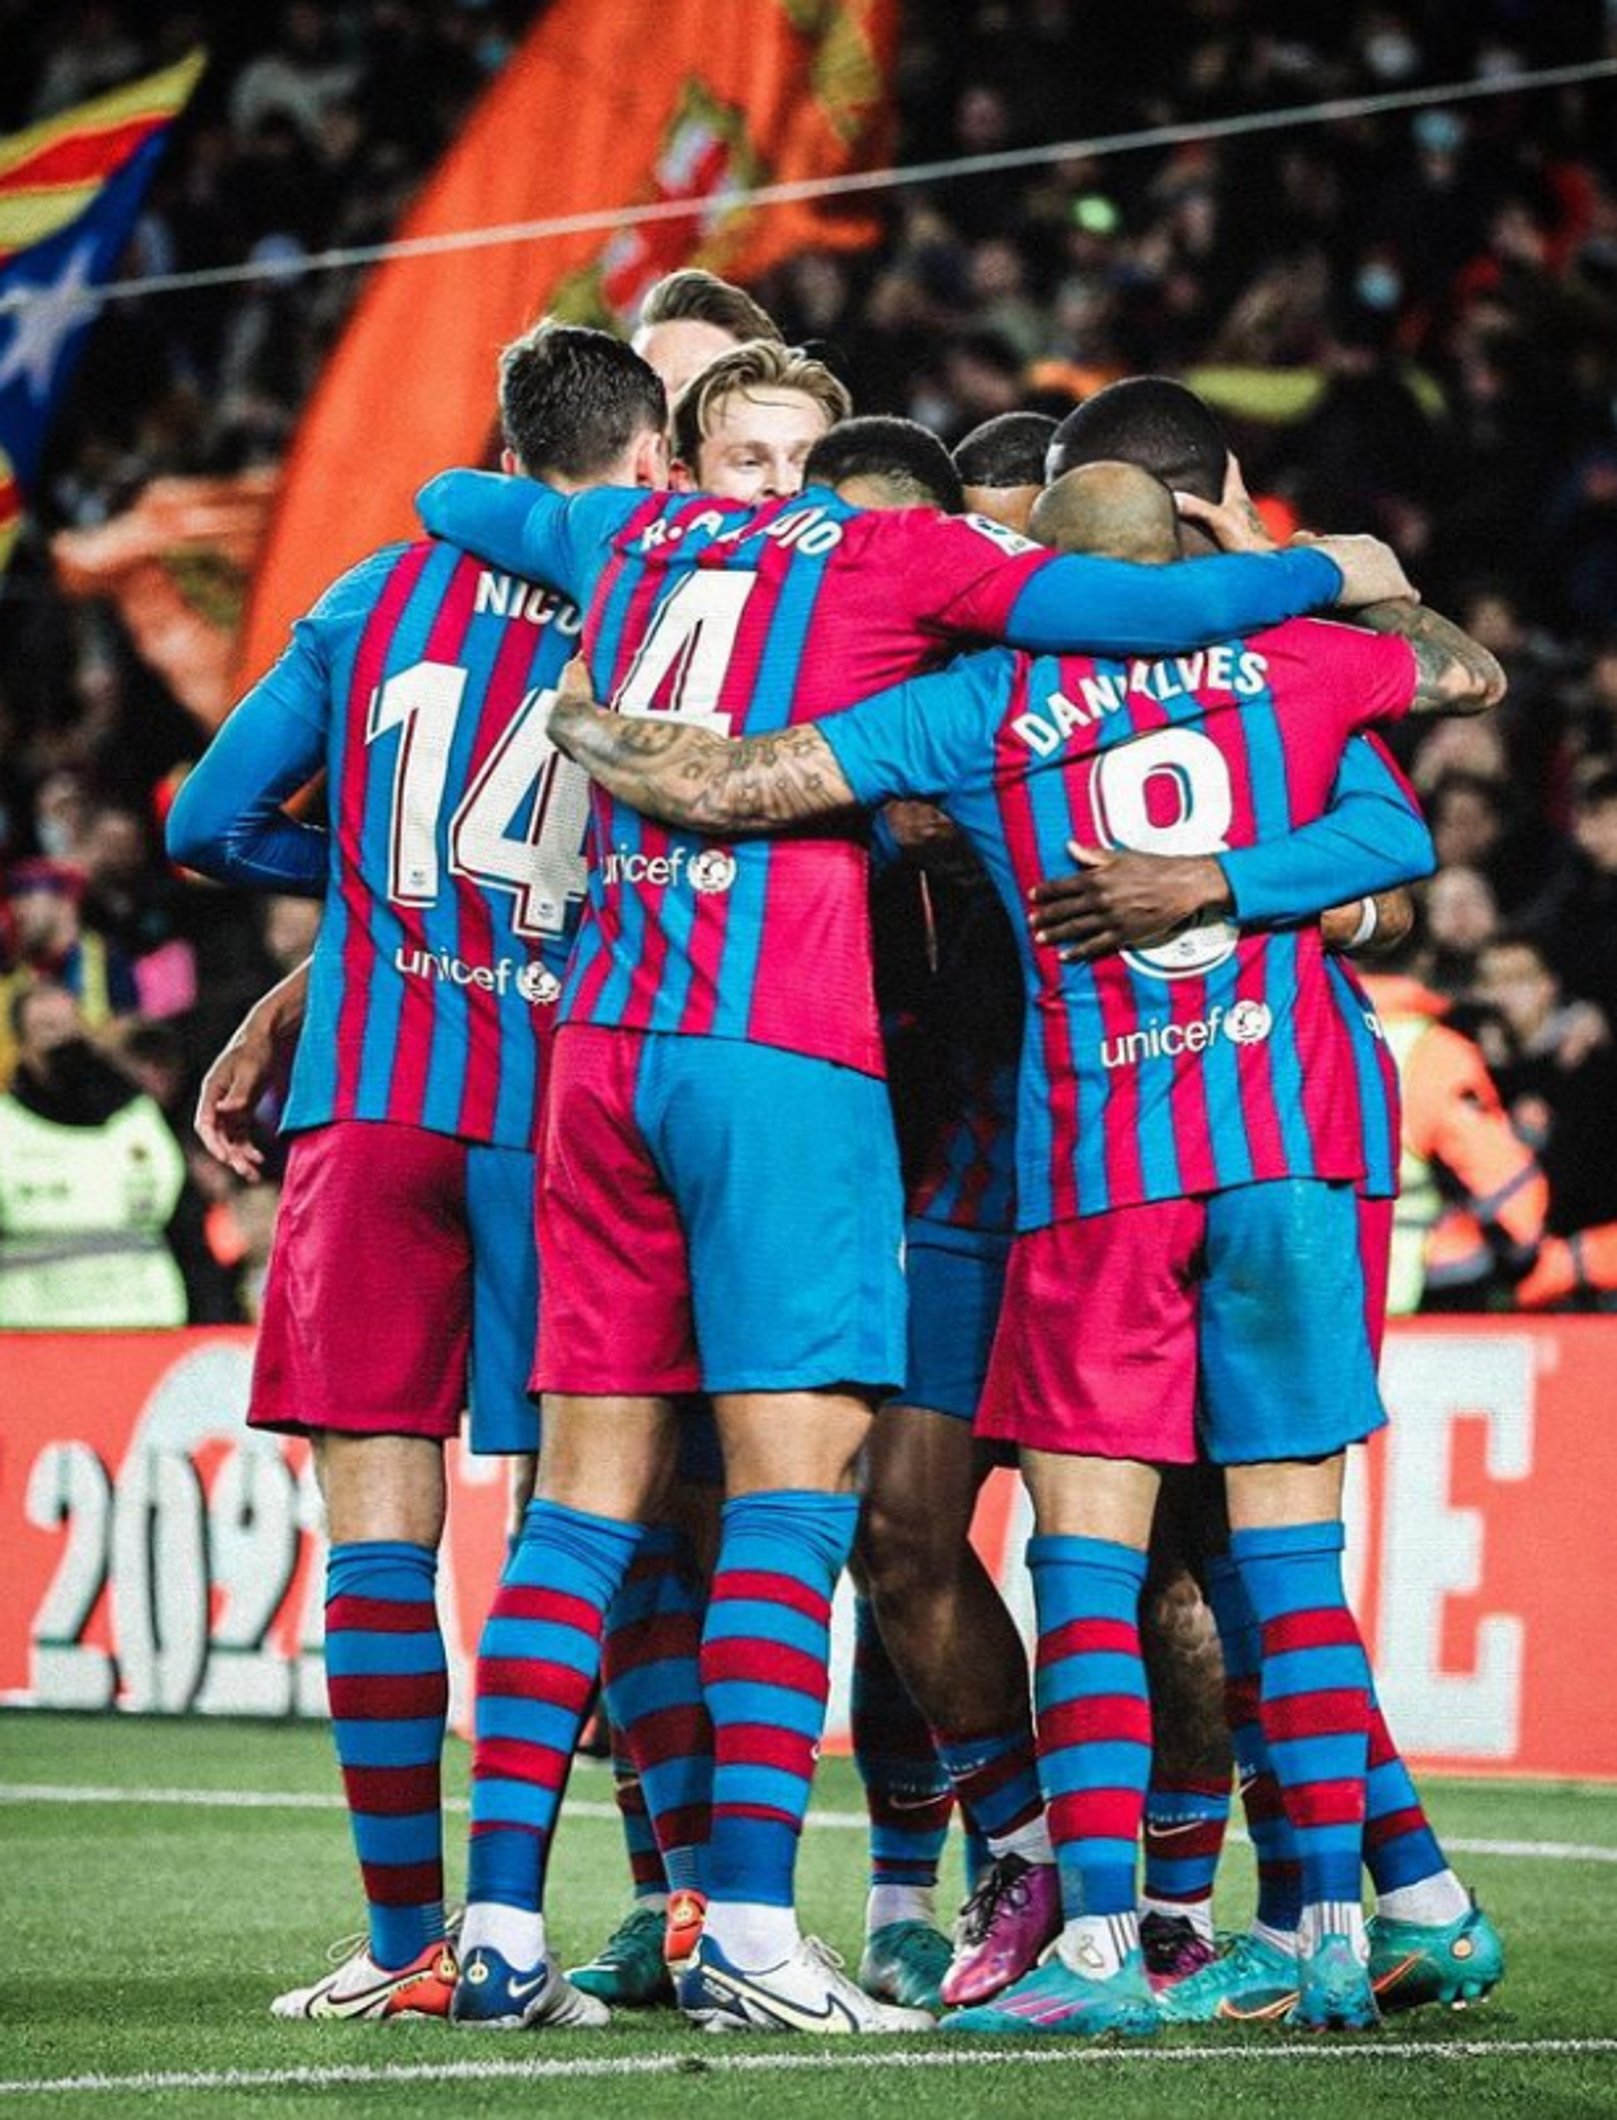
left=4, top=2039, right=1617, bottom=2099
left=3, top=1786, right=1617, bottom=1865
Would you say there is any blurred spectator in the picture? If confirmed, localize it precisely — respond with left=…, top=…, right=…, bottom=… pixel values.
left=1423, top=864, right=1499, bottom=994
left=1524, top=767, right=1617, bottom=1021
left=1362, top=961, right=1548, bottom=1315
left=0, top=859, right=138, bottom=1083
left=0, top=983, right=203, bottom=1326
left=1478, top=931, right=1617, bottom=1235
left=261, top=893, right=321, bottom=973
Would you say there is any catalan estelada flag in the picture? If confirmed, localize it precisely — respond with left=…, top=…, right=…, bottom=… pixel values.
left=0, top=51, right=205, bottom=573
left=236, top=0, right=896, bottom=687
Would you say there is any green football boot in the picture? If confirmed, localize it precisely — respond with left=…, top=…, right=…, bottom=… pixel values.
left=1368, top=1898, right=1504, bottom=2012
left=567, top=1903, right=673, bottom=2006
left=1287, top=1935, right=1381, bottom=2031
left=858, top=1920, right=951, bottom=2013
left=1155, top=1930, right=1299, bottom=2024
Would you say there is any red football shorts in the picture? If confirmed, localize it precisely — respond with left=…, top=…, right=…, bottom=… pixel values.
left=977, top=1198, right=1203, bottom=1462
left=251, top=1119, right=474, bottom=1441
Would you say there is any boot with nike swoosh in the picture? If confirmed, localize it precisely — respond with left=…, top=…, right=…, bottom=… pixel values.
left=679, top=1932, right=935, bottom=2034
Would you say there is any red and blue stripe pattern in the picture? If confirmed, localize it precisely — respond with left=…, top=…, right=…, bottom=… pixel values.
left=1143, top=1769, right=1232, bottom=1911
left=700, top=1491, right=861, bottom=1909
left=1205, top=1551, right=1303, bottom=1930
left=467, top=1502, right=645, bottom=1916
left=284, top=538, right=585, bottom=1150
left=601, top=1525, right=713, bottom=1896
left=324, top=1540, right=450, bottom=1969
left=1229, top=1522, right=1373, bottom=1914
left=827, top=620, right=1418, bottom=1229
left=1029, top=1534, right=1152, bottom=1921
left=1363, top=1700, right=1448, bottom=1896
left=932, top=1721, right=1045, bottom=1850
left=564, top=493, right=1045, bottom=1079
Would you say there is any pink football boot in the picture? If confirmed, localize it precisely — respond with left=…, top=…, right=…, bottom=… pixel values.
left=941, top=1853, right=1063, bottom=2007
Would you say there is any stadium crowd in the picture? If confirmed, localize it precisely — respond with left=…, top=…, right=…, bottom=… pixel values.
left=5, top=0, right=1617, bottom=1320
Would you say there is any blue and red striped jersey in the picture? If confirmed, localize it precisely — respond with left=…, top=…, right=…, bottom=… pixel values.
left=566, top=491, right=1048, bottom=1075
left=413, top=471, right=1347, bottom=1077
left=199, top=538, right=588, bottom=1149
left=820, top=619, right=1422, bottom=1227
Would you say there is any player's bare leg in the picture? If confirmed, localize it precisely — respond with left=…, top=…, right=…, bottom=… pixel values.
left=946, top=1452, right=1162, bottom=2037
left=861, top=1408, right=1058, bottom=2005
left=862, top=1412, right=1027, bottom=1737
left=1138, top=1468, right=1233, bottom=1984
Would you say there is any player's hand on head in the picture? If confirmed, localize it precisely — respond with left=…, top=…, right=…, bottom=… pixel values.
left=1029, top=845, right=1232, bottom=962
left=1174, top=454, right=1277, bottom=555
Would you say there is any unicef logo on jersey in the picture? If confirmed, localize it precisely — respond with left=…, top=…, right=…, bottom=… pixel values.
left=1222, top=999, right=1273, bottom=1046
left=689, top=849, right=738, bottom=896
left=516, top=963, right=561, bottom=1007
left=1100, top=997, right=1272, bottom=1072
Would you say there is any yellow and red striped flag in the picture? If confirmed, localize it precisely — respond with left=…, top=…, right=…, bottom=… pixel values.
left=0, top=50, right=205, bottom=573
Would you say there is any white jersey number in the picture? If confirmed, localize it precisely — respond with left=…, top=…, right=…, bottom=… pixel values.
left=613, top=570, right=756, bottom=734
left=367, top=661, right=587, bottom=938
left=1090, top=725, right=1239, bottom=979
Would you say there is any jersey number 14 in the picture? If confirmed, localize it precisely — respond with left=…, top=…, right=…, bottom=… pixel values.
left=366, top=660, right=589, bottom=937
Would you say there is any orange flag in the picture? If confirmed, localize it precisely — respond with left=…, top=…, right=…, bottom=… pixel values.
left=235, top=0, right=896, bottom=688
left=52, top=469, right=278, bottom=728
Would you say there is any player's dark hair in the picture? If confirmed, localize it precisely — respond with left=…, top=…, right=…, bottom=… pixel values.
left=1048, top=377, right=1229, bottom=500
left=1576, top=765, right=1617, bottom=810
left=952, top=411, right=1058, bottom=491
left=498, top=323, right=667, bottom=481
left=638, top=269, right=782, bottom=344
left=804, top=417, right=964, bottom=514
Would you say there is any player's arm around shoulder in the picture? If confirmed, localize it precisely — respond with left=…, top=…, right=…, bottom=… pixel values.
left=1345, top=595, right=1507, bottom=715
left=547, top=657, right=858, bottom=834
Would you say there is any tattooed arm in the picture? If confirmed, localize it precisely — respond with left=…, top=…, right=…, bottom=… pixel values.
left=549, top=675, right=859, bottom=835
left=1349, top=597, right=1506, bottom=714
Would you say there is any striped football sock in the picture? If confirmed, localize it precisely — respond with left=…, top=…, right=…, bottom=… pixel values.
left=701, top=1491, right=859, bottom=1930
left=1141, top=1768, right=1231, bottom=1934
left=1364, top=1696, right=1469, bottom=1921
left=852, top=1593, right=952, bottom=1924
left=1028, top=1534, right=1152, bottom=1925
left=602, top=1524, right=712, bottom=1897
left=609, top=1742, right=667, bottom=1901
left=932, top=1720, right=1050, bottom=1863
left=1230, top=1521, right=1372, bottom=1952
left=466, top=1500, right=645, bottom=1929
left=1205, top=1552, right=1301, bottom=1934
left=323, top=1539, right=449, bottom=1971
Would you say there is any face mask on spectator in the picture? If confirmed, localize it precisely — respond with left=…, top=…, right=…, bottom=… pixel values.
left=1356, top=263, right=1403, bottom=312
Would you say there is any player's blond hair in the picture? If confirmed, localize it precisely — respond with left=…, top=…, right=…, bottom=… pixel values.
left=670, top=341, right=852, bottom=469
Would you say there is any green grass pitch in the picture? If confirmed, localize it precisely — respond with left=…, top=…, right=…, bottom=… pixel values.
left=3, top=1716, right=1617, bottom=2118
